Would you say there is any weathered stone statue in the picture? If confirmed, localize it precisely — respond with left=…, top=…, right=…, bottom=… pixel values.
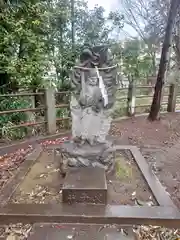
left=56, top=45, right=117, bottom=174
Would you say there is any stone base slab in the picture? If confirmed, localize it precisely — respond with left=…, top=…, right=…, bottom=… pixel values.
left=27, top=223, right=135, bottom=240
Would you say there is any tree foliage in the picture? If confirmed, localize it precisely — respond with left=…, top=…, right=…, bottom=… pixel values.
left=0, top=0, right=124, bottom=92
left=0, top=0, right=50, bottom=91
left=0, top=0, right=125, bottom=138
left=111, top=38, right=154, bottom=80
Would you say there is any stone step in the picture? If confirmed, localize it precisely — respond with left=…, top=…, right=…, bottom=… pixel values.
left=62, top=167, right=107, bottom=204
left=27, top=223, right=136, bottom=240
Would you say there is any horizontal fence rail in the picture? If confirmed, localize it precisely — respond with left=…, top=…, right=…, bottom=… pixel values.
left=0, top=121, right=47, bottom=130
left=0, top=83, right=179, bottom=139
left=0, top=92, right=44, bottom=98
left=0, top=107, right=46, bottom=115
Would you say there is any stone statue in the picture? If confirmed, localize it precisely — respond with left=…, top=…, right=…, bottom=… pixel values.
left=71, top=46, right=117, bottom=144
left=55, top=45, right=117, bottom=174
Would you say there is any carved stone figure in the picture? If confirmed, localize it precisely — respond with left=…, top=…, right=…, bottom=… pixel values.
left=56, top=45, right=117, bottom=174
left=71, top=46, right=117, bottom=144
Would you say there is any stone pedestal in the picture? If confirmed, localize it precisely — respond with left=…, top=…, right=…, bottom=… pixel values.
left=62, top=167, right=107, bottom=204
left=58, top=141, right=115, bottom=173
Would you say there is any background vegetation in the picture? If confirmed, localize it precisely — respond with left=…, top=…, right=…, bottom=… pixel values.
left=0, top=0, right=180, bottom=139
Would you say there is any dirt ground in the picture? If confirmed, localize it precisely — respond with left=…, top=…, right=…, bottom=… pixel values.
left=1, top=112, right=180, bottom=208
left=11, top=150, right=155, bottom=206
left=1, top=112, right=180, bottom=239
left=110, top=112, right=180, bottom=209
left=108, top=151, right=156, bottom=205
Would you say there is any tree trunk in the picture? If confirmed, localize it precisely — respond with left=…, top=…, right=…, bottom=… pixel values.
left=71, top=0, right=75, bottom=51
left=151, top=51, right=156, bottom=76
left=148, top=0, right=180, bottom=121
left=173, top=15, right=180, bottom=68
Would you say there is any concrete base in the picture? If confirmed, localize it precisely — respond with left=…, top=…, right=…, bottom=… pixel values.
left=27, top=223, right=135, bottom=240
left=62, top=167, right=107, bottom=204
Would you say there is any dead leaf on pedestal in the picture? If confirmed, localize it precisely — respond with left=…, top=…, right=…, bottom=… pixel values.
left=39, top=173, right=45, bottom=178
left=46, top=165, right=52, bottom=169
left=134, top=198, right=154, bottom=206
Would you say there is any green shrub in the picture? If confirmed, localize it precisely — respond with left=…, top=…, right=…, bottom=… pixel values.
left=0, top=97, right=30, bottom=140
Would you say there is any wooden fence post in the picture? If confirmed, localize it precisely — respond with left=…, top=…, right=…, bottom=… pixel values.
left=127, top=77, right=136, bottom=116
left=167, top=83, right=177, bottom=112
left=45, top=88, right=56, bottom=134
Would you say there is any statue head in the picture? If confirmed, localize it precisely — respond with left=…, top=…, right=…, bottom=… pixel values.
left=80, top=48, right=93, bottom=62
left=78, top=44, right=113, bottom=68
left=92, top=45, right=110, bottom=65
left=80, top=45, right=109, bottom=67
